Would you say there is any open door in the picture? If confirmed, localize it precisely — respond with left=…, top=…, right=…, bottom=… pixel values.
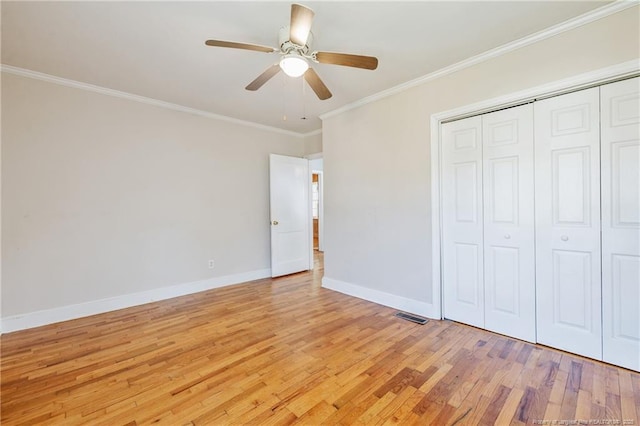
left=270, top=154, right=312, bottom=277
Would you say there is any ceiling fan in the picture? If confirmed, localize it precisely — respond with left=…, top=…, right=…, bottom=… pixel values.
left=205, top=3, right=378, bottom=101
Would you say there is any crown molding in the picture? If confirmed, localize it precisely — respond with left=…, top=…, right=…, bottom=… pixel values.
left=1, top=64, right=312, bottom=138
left=320, top=1, right=638, bottom=121
left=4, top=2, right=633, bottom=133
left=302, top=128, right=322, bottom=137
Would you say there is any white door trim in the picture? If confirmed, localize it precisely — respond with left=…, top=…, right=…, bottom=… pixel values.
left=306, top=153, right=324, bottom=257
left=312, top=171, right=324, bottom=252
left=307, top=165, right=313, bottom=269
left=430, top=59, right=640, bottom=319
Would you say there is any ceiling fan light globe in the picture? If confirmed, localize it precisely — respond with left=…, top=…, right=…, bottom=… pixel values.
left=280, top=55, right=309, bottom=77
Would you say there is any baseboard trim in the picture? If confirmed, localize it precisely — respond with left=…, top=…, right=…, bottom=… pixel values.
left=0, top=268, right=271, bottom=333
left=321, top=277, right=439, bottom=319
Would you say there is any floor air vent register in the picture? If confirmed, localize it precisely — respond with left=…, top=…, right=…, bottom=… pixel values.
left=394, top=312, right=428, bottom=325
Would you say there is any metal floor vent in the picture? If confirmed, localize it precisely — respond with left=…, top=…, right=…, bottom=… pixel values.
left=395, top=312, right=428, bottom=325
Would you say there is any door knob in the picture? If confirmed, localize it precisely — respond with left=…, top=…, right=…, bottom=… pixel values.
left=561, top=235, right=569, bottom=241
left=272, top=220, right=279, bottom=225
left=504, top=234, right=511, bottom=239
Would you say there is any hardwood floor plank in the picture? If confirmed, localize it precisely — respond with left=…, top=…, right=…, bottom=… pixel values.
left=380, top=389, right=426, bottom=425
left=478, top=384, right=510, bottom=425
left=334, top=394, right=378, bottom=425
left=375, top=384, right=417, bottom=420
left=629, top=372, right=640, bottom=421
left=558, top=360, right=582, bottom=419
left=544, top=373, right=568, bottom=421
left=296, top=400, right=337, bottom=424
left=354, top=391, right=394, bottom=424
left=2, top=252, right=638, bottom=425
left=373, top=367, right=421, bottom=398
left=575, top=389, right=594, bottom=420
left=495, top=387, right=524, bottom=425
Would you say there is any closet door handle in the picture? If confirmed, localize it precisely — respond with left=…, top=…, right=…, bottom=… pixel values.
left=504, top=234, right=511, bottom=239
left=561, top=235, right=569, bottom=241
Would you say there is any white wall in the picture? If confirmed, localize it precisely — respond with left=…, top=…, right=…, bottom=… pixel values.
left=321, top=6, right=640, bottom=317
left=1, top=73, right=305, bottom=326
left=304, top=132, right=323, bottom=156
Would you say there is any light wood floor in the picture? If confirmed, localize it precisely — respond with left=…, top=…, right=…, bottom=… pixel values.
left=2, top=252, right=639, bottom=425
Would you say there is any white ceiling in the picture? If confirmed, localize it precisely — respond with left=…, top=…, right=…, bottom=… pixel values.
left=2, top=1, right=611, bottom=135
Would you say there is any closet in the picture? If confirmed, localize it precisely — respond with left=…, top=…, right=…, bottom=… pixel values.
left=441, top=76, right=639, bottom=371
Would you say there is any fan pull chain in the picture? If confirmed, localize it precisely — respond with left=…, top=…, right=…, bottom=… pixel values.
left=301, top=76, right=307, bottom=120
left=282, top=73, right=287, bottom=121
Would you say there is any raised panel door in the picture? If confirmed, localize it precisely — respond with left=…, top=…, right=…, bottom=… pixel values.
left=482, top=104, right=536, bottom=343
left=270, top=154, right=311, bottom=277
left=534, top=87, right=602, bottom=360
left=601, top=77, right=640, bottom=371
left=442, top=116, right=484, bottom=328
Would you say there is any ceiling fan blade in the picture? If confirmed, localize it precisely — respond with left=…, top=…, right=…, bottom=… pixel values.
left=304, top=68, right=332, bottom=100
left=245, top=64, right=281, bottom=91
left=205, top=40, right=277, bottom=53
left=290, top=3, right=315, bottom=46
left=314, top=52, right=378, bottom=70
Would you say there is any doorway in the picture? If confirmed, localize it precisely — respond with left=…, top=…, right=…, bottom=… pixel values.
left=309, top=156, right=324, bottom=253
left=312, top=173, right=320, bottom=250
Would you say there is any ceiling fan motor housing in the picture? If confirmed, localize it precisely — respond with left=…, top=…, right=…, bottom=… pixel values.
left=279, top=26, right=313, bottom=55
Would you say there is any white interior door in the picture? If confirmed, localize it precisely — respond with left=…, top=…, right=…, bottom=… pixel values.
left=534, top=87, right=602, bottom=360
left=482, top=104, right=536, bottom=343
left=601, top=77, right=640, bottom=371
left=270, top=154, right=311, bottom=277
left=442, top=116, right=484, bottom=328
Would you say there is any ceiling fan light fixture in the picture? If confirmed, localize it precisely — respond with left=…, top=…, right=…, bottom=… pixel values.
left=279, top=54, right=309, bottom=77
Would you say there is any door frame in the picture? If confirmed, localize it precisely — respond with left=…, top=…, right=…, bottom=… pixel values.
left=311, top=171, right=324, bottom=252
left=429, top=60, right=639, bottom=320
left=306, top=152, right=324, bottom=256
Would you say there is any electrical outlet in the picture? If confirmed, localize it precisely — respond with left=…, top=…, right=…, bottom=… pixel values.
left=208, top=260, right=215, bottom=269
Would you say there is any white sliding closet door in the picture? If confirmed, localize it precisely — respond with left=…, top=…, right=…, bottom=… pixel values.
left=482, top=104, right=536, bottom=343
left=442, top=116, right=484, bottom=328
left=601, top=77, right=640, bottom=371
left=534, top=88, right=602, bottom=360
